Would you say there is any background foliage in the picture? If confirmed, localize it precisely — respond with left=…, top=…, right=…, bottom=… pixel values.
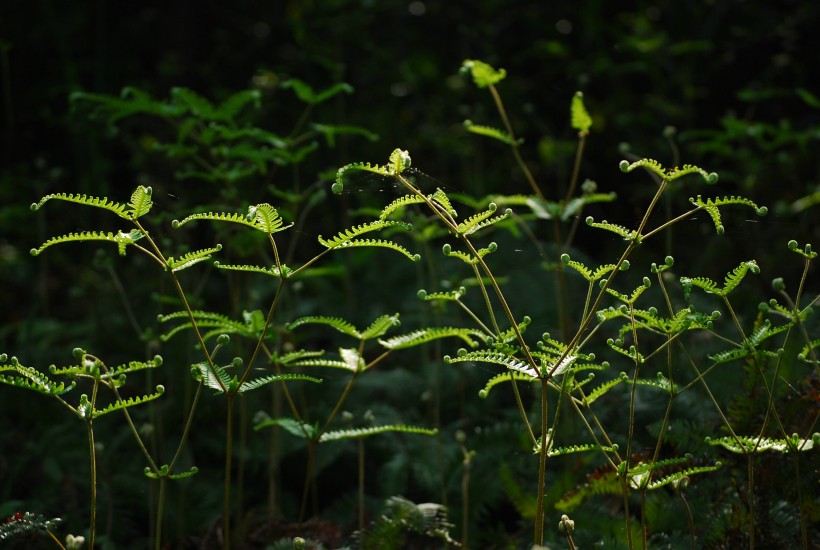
left=1, top=1, right=818, bottom=548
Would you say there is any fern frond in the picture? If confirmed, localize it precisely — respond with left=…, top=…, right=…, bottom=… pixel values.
left=167, top=244, right=222, bottom=272
left=379, top=327, right=484, bottom=350
left=0, top=357, right=74, bottom=395
left=286, top=316, right=361, bottom=338
left=101, top=356, right=163, bottom=379
left=144, top=464, right=200, bottom=480
left=561, top=192, right=617, bottom=220
left=191, top=362, right=231, bottom=393
left=158, top=310, right=250, bottom=341
left=237, top=373, right=322, bottom=393
left=127, top=185, right=154, bottom=218
left=417, top=287, right=466, bottom=302
left=318, top=220, right=410, bottom=248
left=360, top=313, right=401, bottom=340
left=548, top=443, right=618, bottom=458
left=681, top=260, right=759, bottom=297
left=561, top=254, right=618, bottom=282
left=430, top=188, right=458, bottom=218
left=171, top=87, right=216, bottom=119
left=457, top=203, right=512, bottom=235
left=31, top=192, right=129, bottom=219
left=442, top=243, right=495, bottom=266
left=606, top=339, right=645, bottom=364
left=380, top=194, right=427, bottom=220
left=93, top=385, right=165, bottom=418
left=604, top=277, right=651, bottom=304
left=320, top=424, right=437, bottom=442
left=445, top=350, right=538, bottom=378
left=173, top=203, right=292, bottom=234
left=280, top=79, right=353, bottom=105
left=214, top=261, right=292, bottom=278
left=387, top=148, right=412, bottom=175
left=555, top=469, right=622, bottom=512
left=463, top=120, right=521, bottom=145
left=494, top=316, right=532, bottom=345
left=585, top=374, right=628, bottom=404
left=570, top=92, right=593, bottom=135
left=461, top=59, right=507, bottom=88
left=30, top=229, right=144, bottom=256
left=274, top=349, right=325, bottom=366
left=787, top=239, right=817, bottom=259
left=665, top=164, right=719, bottom=184
left=647, top=463, right=722, bottom=490
left=253, top=416, right=317, bottom=439
left=689, top=195, right=767, bottom=234
left=479, top=371, right=538, bottom=398
left=585, top=216, right=639, bottom=241
left=798, top=339, right=820, bottom=365
left=706, top=434, right=815, bottom=453
left=333, top=162, right=391, bottom=193
left=619, top=158, right=719, bottom=184
left=323, top=237, right=420, bottom=262
left=287, top=357, right=356, bottom=371
left=215, top=89, right=261, bottom=119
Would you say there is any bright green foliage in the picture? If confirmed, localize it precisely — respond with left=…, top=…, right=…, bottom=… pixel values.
left=166, top=244, right=223, bottom=272
left=680, top=260, right=759, bottom=298
left=0, top=356, right=75, bottom=395
left=379, top=327, right=485, bottom=350
left=91, top=386, right=165, bottom=418
left=690, top=195, right=768, bottom=234
left=30, top=185, right=153, bottom=220
left=30, top=229, right=145, bottom=257
left=213, top=261, right=292, bottom=278
left=585, top=216, right=639, bottom=241
left=173, top=203, right=292, bottom=234
left=286, top=313, right=401, bottom=341
left=461, top=59, right=507, bottom=88
left=158, top=310, right=264, bottom=342
left=319, top=424, right=437, bottom=442
left=445, top=349, right=538, bottom=378
left=570, top=91, right=593, bottom=135
left=706, top=434, right=816, bottom=453
left=463, top=119, right=521, bottom=145
left=619, top=158, right=719, bottom=184
left=361, top=496, right=459, bottom=548
left=456, top=202, right=511, bottom=235
left=191, top=361, right=321, bottom=394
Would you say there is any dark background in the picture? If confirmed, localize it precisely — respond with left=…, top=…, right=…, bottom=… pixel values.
left=1, top=1, right=818, bottom=547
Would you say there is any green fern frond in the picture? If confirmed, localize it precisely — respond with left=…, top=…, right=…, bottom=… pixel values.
left=167, top=244, right=222, bottom=272
left=561, top=254, right=618, bottom=282
left=274, top=349, right=325, bottom=366
left=689, top=195, right=767, bottom=234
left=461, top=59, right=507, bottom=88
left=173, top=203, right=292, bottom=234
left=798, top=339, right=820, bottom=364
left=214, top=261, right=292, bottom=278
left=430, top=188, right=458, bottom=218
left=318, top=220, right=411, bottom=248
left=215, top=89, right=261, bottom=119
left=0, top=357, right=74, bottom=395
left=706, top=434, right=815, bottom=453
left=561, top=192, right=617, bottom=220
left=322, top=237, right=420, bottom=262
left=647, top=463, right=722, bottom=490
left=360, top=313, right=401, bottom=340
left=333, top=162, right=392, bottom=193
left=158, top=310, right=250, bottom=341
left=787, top=239, right=817, bottom=259
left=585, top=375, right=627, bottom=404
left=457, top=203, right=512, bottom=235
left=618, top=158, right=718, bottom=184
left=549, top=443, right=618, bottom=458
left=445, top=349, right=538, bottom=378
left=379, top=327, right=483, bottom=350
left=570, top=91, right=593, bottom=135
left=463, top=120, right=521, bottom=145
left=681, top=260, right=759, bottom=298
left=237, top=373, right=322, bottom=393
left=585, top=216, right=639, bottom=241
left=555, top=469, right=622, bottom=512
left=320, top=424, right=437, bottom=442
left=144, top=464, right=200, bottom=480
left=604, top=277, right=652, bottom=304
left=380, top=195, right=427, bottom=220
left=98, top=356, right=163, bottom=379
left=607, top=339, right=645, bottom=364
left=387, top=148, right=412, bottom=175
left=30, top=229, right=144, bottom=256
left=417, top=287, right=466, bottom=303
left=493, top=316, right=532, bottom=346
left=286, top=316, right=361, bottom=338
left=286, top=357, right=356, bottom=371
left=191, top=362, right=231, bottom=392
left=171, top=87, right=216, bottom=118
left=253, top=416, right=317, bottom=439
left=127, top=185, right=153, bottom=218
left=31, top=192, right=129, bottom=219
left=479, top=371, right=538, bottom=398
left=93, top=385, right=165, bottom=418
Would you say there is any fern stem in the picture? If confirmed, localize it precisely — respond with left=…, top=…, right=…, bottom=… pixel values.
left=677, top=487, right=696, bottom=550
left=563, top=134, right=587, bottom=205
left=224, top=395, right=234, bottom=550
left=358, top=438, right=366, bottom=539
left=86, top=381, right=99, bottom=550
left=747, top=454, right=755, bottom=550
left=155, top=479, right=167, bottom=550
left=534, top=378, right=549, bottom=545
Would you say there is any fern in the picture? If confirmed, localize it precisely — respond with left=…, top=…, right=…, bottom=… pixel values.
left=280, top=79, right=353, bottom=105
left=321, top=237, right=420, bottom=262
left=463, top=120, right=521, bottom=145
left=213, top=261, right=292, bottom=278
left=561, top=254, right=618, bottom=282
left=680, top=260, right=759, bottom=297
left=126, top=186, right=154, bottom=218
left=319, top=424, right=437, bottom=442
left=706, top=435, right=816, bottom=453
left=441, top=242, right=497, bottom=265
left=286, top=315, right=361, bottom=338
left=318, top=220, right=411, bottom=247
left=166, top=244, right=222, bottom=272
left=585, top=216, right=639, bottom=242
left=478, top=371, right=538, bottom=398
left=585, top=374, right=628, bottom=404
left=379, top=327, right=484, bottom=350
left=31, top=192, right=128, bottom=219
left=461, top=59, right=506, bottom=88
left=619, top=158, right=719, bottom=184
left=173, top=203, right=292, bottom=234
left=430, top=188, right=458, bottom=218
left=253, top=416, right=317, bottom=439
left=30, top=229, right=144, bottom=257
left=548, top=443, right=618, bottom=458
left=144, top=464, right=200, bottom=480
left=689, top=195, right=768, bottom=234
left=646, top=463, right=722, bottom=490
left=379, top=194, right=427, bottom=220
left=360, top=314, right=401, bottom=340
left=445, top=349, right=538, bottom=378
left=456, top=203, right=512, bottom=235
left=92, top=386, right=165, bottom=418
left=570, top=91, right=593, bottom=135
left=416, top=287, right=466, bottom=302
left=0, top=356, right=75, bottom=395
left=236, top=372, right=322, bottom=394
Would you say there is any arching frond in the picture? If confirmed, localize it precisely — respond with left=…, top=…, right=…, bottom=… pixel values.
left=286, top=316, right=361, bottom=338
left=585, top=375, right=628, bottom=404
left=93, top=385, right=165, bottom=418
left=237, top=373, right=322, bottom=393
left=463, top=120, right=521, bottom=145
left=647, top=463, right=722, bottom=490
left=561, top=254, right=618, bottom=282
left=606, top=339, right=645, bottom=364
left=1, top=357, right=75, bottom=395
left=318, top=220, right=410, bottom=248
left=681, top=260, right=759, bottom=298
left=380, top=195, right=426, bottom=220
left=320, top=424, right=437, bottom=442
left=585, top=216, right=639, bottom=241
left=479, top=371, right=537, bottom=398
left=417, top=287, right=466, bottom=302
left=445, top=350, right=538, bottom=378
left=457, top=203, right=512, bottom=235
left=689, top=195, right=767, bottom=234
left=706, top=435, right=815, bottom=453
left=379, top=327, right=483, bottom=350
left=173, top=203, right=292, bottom=234
left=619, top=158, right=718, bottom=184
left=30, top=229, right=144, bottom=257
left=548, top=443, right=618, bottom=458
left=167, top=245, right=222, bottom=272
left=31, top=192, right=129, bottom=219
left=430, top=188, right=458, bottom=218
left=214, top=261, right=292, bottom=278
left=360, top=313, right=401, bottom=340
left=321, top=237, right=420, bottom=262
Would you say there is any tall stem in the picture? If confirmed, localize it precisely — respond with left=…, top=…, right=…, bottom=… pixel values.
left=224, top=395, right=234, bottom=549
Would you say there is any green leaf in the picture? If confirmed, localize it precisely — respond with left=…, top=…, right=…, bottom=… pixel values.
left=461, top=59, right=507, bottom=88
left=286, top=316, right=361, bottom=338
left=320, top=424, right=437, bottom=442
left=379, top=327, right=483, bottom=350
left=0, top=357, right=75, bottom=395
left=167, top=244, right=222, bottom=272
left=30, top=229, right=144, bottom=257
left=570, top=91, right=592, bottom=135
left=463, top=120, right=521, bottom=145
left=127, top=186, right=153, bottom=218
left=93, top=385, right=165, bottom=418
left=445, top=350, right=538, bottom=378
left=31, top=192, right=129, bottom=219
left=360, top=313, right=401, bottom=340
left=254, top=416, right=316, bottom=439
left=237, top=373, right=322, bottom=394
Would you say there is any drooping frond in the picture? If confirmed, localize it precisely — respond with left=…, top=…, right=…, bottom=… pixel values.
left=680, top=260, right=759, bottom=298
left=689, top=195, right=768, bottom=234
left=318, top=220, right=411, bottom=248
left=479, top=371, right=538, bottom=398
left=360, top=314, right=401, bottom=340
left=320, top=424, right=437, bottom=442
left=457, top=203, right=512, bottom=236
left=213, top=261, right=292, bottom=278
left=166, top=244, right=222, bottom=272
left=321, top=237, right=420, bottom=262
left=173, top=203, right=292, bottom=234
left=379, top=327, right=484, bottom=350
left=619, top=158, right=718, bottom=184
left=31, top=192, right=129, bottom=219
left=584, top=374, right=628, bottom=404
left=445, top=350, right=538, bottom=378
left=157, top=309, right=259, bottom=341
left=647, top=463, right=722, bottom=490
left=463, top=120, right=521, bottom=145
left=585, top=216, right=639, bottom=242
left=30, top=229, right=144, bottom=256
left=286, top=315, right=361, bottom=338
left=92, top=385, right=165, bottom=418
left=143, top=464, right=200, bottom=480
left=0, top=356, right=75, bottom=395
left=461, top=59, right=507, bottom=88
left=280, top=79, right=354, bottom=105
left=570, top=91, right=593, bottom=135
